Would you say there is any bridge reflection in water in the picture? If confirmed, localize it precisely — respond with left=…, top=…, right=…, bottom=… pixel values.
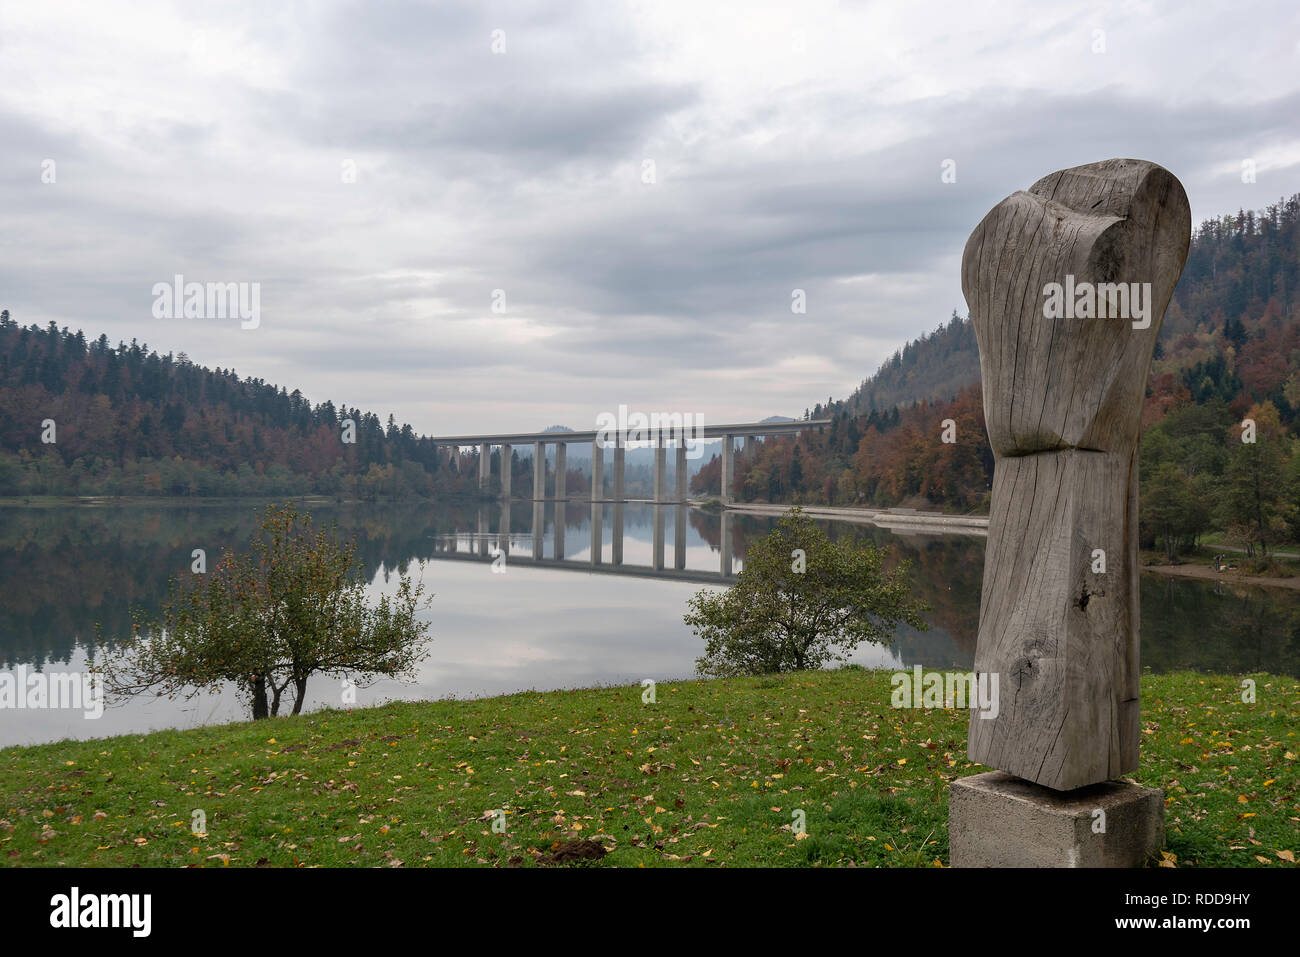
left=426, top=502, right=740, bottom=585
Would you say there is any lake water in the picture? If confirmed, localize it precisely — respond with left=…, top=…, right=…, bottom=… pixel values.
left=2, top=501, right=1297, bottom=747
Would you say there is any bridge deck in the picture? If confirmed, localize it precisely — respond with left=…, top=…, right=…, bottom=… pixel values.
left=427, top=419, right=830, bottom=446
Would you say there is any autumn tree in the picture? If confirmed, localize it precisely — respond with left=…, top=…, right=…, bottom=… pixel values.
left=1217, top=402, right=1293, bottom=556
left=685, top=508, right=927, bottom=677
left=1142, top=462, right=1193, bottom=560
left=98, top=503, right=432, bottom=718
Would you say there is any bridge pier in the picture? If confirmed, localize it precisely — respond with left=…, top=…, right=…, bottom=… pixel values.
left=589, top=501, right=603, bottom=564
left=653, top=439, right=666, bottom=502
left=591, top=439, right=604, bottom=501
left=652, top=505, right=665, bottom=571
left=674, top=504, right=687, bottom=569
left=533, top=441, right=546, bottom=500
left=612, top=502, right=624, bottom=565
left=720, top=511, right=733, bottom=576
left=675, top=443, right=688, bottom=502
left=500, top=444, right=512, bottom=499
left=613, top=437, right=625, bottom=501
left=720, top=434, right=734, bottom=504
left=554, top=502, right=565, bottom=559
left=497, top=501, right=510, bottom=558
left=555, top=444, right=567, bottom=500
left=532, top=500, right=544, bottom=559
left=478, top=442, right=490, bottom=493
left=744, top=435, right=756, bottom=460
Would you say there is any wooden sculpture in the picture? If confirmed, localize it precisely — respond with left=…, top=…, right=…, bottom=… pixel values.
left=961, top=159, right=1191, bottom=790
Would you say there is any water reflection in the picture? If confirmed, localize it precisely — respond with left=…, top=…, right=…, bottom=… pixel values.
left=435, top=502, right=738, bottom=583
left=0, top=501, right=1296, bottom=746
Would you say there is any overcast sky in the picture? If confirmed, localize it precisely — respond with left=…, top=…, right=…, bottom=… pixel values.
left=2, top=0, right=1298, bottom=435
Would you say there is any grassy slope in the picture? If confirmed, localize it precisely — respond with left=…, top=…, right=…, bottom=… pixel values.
left=1, top=669, right=1296, bottom=868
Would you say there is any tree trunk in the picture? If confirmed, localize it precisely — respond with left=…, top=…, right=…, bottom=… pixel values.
left=291, top=676, right=309, bottom=715
left=251, top=675, right=269, bottom=720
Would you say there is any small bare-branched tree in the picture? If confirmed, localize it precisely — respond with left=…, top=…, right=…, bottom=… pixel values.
left=98, top=503, right=432, bottom=719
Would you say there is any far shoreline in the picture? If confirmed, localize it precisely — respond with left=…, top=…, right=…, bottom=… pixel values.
left=1140, top=561, right=1300, bottom=591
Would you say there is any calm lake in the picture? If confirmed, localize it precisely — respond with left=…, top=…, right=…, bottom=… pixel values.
left=2, top=501, right=1298, bottom=747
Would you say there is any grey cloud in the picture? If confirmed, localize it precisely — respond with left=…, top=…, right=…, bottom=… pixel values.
left=1, top=1, right=1298, bottom=434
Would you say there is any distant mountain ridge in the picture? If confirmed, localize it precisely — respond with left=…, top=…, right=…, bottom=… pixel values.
left=841, top=192, right=1300, bottom=417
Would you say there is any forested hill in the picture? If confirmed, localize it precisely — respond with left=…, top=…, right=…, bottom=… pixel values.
left=0, top=313, right=481, bottom=498
left=694, top=192, right=1300, bottom=558
left=844, top=312, right=979, bottom=415
left=841, top=192, right=1300, bottom=419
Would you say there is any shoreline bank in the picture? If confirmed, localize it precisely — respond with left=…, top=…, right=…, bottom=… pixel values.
left=1140, top=561, right=1300, bottom=591
left=716, top=501, right=989, bottom=535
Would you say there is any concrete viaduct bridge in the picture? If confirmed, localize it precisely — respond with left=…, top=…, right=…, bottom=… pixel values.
left=428, top=419, right=831, bottom=504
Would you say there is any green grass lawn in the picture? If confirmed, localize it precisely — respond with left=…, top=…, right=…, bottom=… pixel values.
left=1, top=669, right=1296, bottom=867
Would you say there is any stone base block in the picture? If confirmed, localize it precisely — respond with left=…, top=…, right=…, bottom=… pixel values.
left=949, top=771, right=1164, bottom=867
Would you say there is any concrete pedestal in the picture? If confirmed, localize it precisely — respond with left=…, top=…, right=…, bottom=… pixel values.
left=949, top=771, right=1163, bottom=868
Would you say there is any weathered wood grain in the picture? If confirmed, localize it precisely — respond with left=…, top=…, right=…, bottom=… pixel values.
left=962, top=159, right=1190, bottom=790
